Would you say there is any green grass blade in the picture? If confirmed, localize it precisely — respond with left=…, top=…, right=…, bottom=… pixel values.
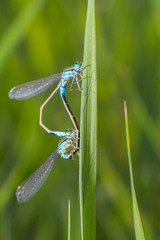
left=79, top=0, right=97, bottom=239
left=68, top=200, right=70, bottom=240
left=119, top=73, right=160, bottom=160
left=0, top=0, right=48, bottom=75
left=124, top=101, right=145, bottom=240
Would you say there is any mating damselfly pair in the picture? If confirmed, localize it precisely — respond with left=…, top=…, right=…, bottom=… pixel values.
left=9, top=62, right=87, bottom=202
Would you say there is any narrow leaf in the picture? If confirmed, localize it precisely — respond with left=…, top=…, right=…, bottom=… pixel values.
left=79, top=0, right=97, bottom=239
left=124, top=101, right=145, bottom=240
left=68, top=200, right=71, bottom=240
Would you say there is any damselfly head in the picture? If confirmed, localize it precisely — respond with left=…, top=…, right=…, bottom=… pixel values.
left=64, top=129, right=77, bottom=139
left=65, top=129, right=72, bottom=136
left=74, top=62, right=83, bottom=70
left=58, top=130, right=77, bottom=159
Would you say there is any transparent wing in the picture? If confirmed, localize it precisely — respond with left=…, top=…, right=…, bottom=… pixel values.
left=9, top=73, right=62, bottom=100
left=16, top=149, right=59, bottom=202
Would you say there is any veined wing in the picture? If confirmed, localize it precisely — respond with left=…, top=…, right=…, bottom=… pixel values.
left=16, top=149, right=59, bottom=202
left=9, top=73, right=62, bottom=100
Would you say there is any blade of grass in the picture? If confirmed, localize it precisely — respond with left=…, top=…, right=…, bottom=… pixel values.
left=68, top=200, right=70, bottom=240
left=124, top=101, right=145, bottom=240
left=79, top=0, right=97, bottom=239
left=118, top=70, right=160, bottom=160
left=0, top=0, right=48, bottom=75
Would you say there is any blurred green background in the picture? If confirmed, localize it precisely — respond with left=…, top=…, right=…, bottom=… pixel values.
left=0, top=0, right=160, bottom=239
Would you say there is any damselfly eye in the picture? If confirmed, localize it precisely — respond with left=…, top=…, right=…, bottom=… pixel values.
left=74, top=62, right=83, bottom=69
left=65, top=130, right=72, bottom=135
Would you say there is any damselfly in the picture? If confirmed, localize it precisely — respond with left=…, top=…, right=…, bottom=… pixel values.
left=8, top=62, right=86, bottom=151
left=16, top=129, right=78, bottom=203
left=8, top=62, right=85, bottom=133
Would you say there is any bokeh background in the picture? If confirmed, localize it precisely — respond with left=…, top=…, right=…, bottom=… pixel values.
left=0, top=0, right=160, bottom=239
